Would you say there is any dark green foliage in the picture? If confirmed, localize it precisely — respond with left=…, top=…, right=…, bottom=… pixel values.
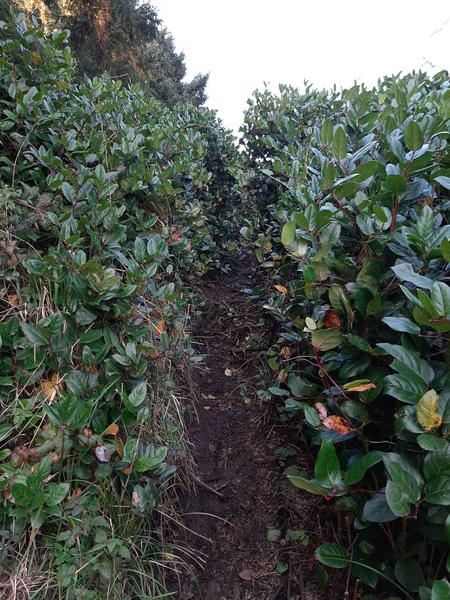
left=144, top=28, right=209, bottom=106
left=0, top=13, right=234, bottom=597
left=242, top=72, right=450, bottom=597
left=5, top=0, right=208, bottom=105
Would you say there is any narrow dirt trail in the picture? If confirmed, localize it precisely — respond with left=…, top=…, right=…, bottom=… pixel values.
left=178, top=259, right=282, bottom=600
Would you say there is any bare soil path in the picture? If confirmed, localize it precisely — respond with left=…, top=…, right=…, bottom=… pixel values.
left=178, top=259, right=282, bottom=599
left=173, top=258, right=334, bottom=600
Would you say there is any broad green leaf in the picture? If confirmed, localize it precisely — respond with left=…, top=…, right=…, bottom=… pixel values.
left=22, top=323, right=47, bottom=345
left=287, top=476, right=329, bottom=495
left=385, top=479, right=411, bottom=516
left=424, top=451, right=450, bottom=481
left=315, top=439, right=342, bottom=487
left=382, top=316, right=420, bottom=334
left=435, top=176, right=450, bottom=191
left=315, top=543, right=348, bottom=568
left=311, top=328, right=343, bottom=352
left=46, top=483, right=70, bottom=506
left=441, top=238, right=450, bottom=262
left=391, top=263, right=434, bottom=290
left=384, top=373, right=427, bottom=404
left=431, top=282, right=450, bottom=318
left=281, top=221, right=296, bottom=246
left=394, top=558, right=424, bottom=592
left=362, top=493, right=397, bottom=522
left=344, top=451, right=383, bottom=485
left=332, top=125, right=347, bottom=160
left=287, top=374, right=306, bottom=397
left=352, top=160, right=380, bottom=181
left=128, top=382, right=147, bottom=408
left=384, top=174, right=407, bottom=194
left=404, top=121, right=424, bottom=151
left=432, top=579, right=450, bottom=600
left=377, top=343, right=434, bottom=384
left=425, top=477, right=450, bottom=505
left=417, top=434, right=448, bottom=452
left=61, top=181, right=75, bottom=203
left=321, top=118, right=333, bottom=145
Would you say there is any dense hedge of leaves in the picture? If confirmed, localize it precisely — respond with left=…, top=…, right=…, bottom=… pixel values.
left=241, top=73, right=450, bottom=598
left=0, top=13, right=236, bottom=598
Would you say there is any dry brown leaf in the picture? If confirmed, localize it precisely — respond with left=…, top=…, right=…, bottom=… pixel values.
left=274, top=284, right=288, bottom=294
left=104, top=423, right=119, bottom=436
left=346, top=383, right=377, bottom=392
left=115, top=436, right=124, bottom=457
left=239, top=569, right=255, bottom=581
left=280, top=346, right=291, bottom=359
left=322, top=415, right=352, bottom=435
left=8, top=293, right=19, bottom=306
left=41, top=372, right=63, bottom=404
left=277, top=369, right=288, bottom=383
left=155, top=319, right=165, bottom=335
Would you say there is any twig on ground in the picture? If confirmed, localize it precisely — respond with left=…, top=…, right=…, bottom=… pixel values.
left=192, top=474, right=225, bottom=499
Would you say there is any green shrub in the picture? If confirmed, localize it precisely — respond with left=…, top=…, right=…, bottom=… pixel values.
left=0, top=12, right=235, bottom=597
left=242, top=72, right=450, bottom=597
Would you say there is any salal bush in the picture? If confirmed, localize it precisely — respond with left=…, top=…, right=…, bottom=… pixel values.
left=0, top=12, right=236, bottom=598
left=242, top=73, right=450, bottom=597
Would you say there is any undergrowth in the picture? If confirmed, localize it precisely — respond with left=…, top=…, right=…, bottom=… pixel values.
left=0, top=11, right=237, bottom=599
left=240, top=73, right=450, bottom=598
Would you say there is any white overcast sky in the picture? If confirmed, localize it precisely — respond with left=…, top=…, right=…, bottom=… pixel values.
left=152, top=1, right=449, bottom=132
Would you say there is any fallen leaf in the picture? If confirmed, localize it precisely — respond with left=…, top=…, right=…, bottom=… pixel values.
left=155, top=319, right=165, bottom=335
left=324, top=309, right=341, bottom=329
left=8, top=293, right=19, bottom=305
left=41, top=372, right=63, bottom=404
left=207, top=394, right=216, bottom=400
left=104, top=423, right=119, bottom=436
left=274, top=284, right=288, bottom=294
left=322, top=415, right=352, bottom=435
left=121, top=465, right=133, bottom=475
left=239, top=569, right=255, bottom=581
left=224, top=368, right=233, bottom=377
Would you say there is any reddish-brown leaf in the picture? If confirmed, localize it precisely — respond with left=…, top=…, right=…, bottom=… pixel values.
left=104, top=423, right=119, bottom=436
left=324, top=310, right=341, bottom=329
left=322, top=415, right=352, bottom=435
